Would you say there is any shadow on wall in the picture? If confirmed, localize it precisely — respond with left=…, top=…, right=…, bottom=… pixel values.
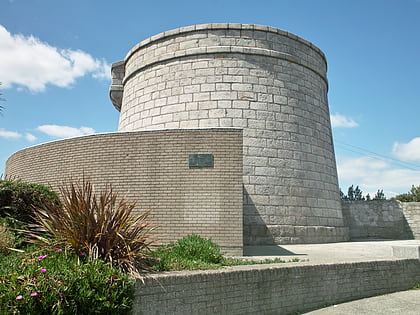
left=243, top=186, right=276, bottom=246
left=341, top=200, right=415, bottom=240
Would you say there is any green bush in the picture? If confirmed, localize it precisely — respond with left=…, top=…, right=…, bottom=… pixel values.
left=0, top=179, right=59, bottom=227
left=152, top=234, right=223, bottom=271
left=0, top=222, right=15, bottom=254
left=31, top=179, right=154, bottom=274
left=0, top=250, right=133, bottom=314
left=0, top=246, right=134, bottom=314
left=394, top=185, right=420, bottom=202
left=151, top=234, right=298, bottom=271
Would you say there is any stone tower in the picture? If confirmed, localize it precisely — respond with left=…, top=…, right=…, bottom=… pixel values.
left=110, top=24, right=349, bottom=245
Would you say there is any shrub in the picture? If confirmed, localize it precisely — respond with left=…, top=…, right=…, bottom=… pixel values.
left=394, top=185, right=420, bottom=202
left=0, top=222, right=15, bottom=254
left=152, top=234, right=223, bottom=271
left=0, top=246, right=134, bottom=314
left=0, top=179, right=59, bottom=227
left=31, top=179, right=154, bottom=274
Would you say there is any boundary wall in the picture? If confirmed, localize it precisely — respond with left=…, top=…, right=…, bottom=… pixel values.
left=342, top=200, right=420, bottom=240
left=5, top=128, right=244, bottom=255
left=131, top=259, right=420, bottom=314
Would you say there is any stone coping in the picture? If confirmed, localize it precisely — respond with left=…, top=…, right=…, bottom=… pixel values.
left=124, top=23, right=326, bottom=63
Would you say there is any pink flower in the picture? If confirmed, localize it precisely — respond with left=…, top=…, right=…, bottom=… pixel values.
left=40, top=268, right=47, bottom=273
left=30, top=292, right=37, bottom=297
left=79, top=252, right=85, bottom=256
left=58, top=292, right=63, bottom=297
left=36, top=255, right=48, bottom=260
left=56, top=249, right=63, bottom=252
left=16, top=295, right=23, bottom=300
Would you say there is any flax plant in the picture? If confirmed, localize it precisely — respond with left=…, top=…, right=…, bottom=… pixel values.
left=31, top=180, right=154, bottom=274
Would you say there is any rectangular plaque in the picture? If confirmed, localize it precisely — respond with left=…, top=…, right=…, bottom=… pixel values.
left=188, top=154, right=214, bottom=168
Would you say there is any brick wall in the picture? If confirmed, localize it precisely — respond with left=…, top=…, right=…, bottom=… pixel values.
left=112, top=23, right=348, bottom=245
left=342, top=200, right=420, bottom=240
left=5, top=128, right=244, bottom=255
left=131, top=259, right=420, bottom=314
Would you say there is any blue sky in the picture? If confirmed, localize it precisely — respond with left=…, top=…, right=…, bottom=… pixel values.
left=1, top=0, right=419, bottom=197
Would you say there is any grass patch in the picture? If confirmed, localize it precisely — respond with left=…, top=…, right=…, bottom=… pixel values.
left=150, top=234, right=299, bottom=271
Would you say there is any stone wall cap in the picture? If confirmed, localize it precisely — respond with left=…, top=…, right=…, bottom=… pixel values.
left=124, top=23, right=326, bottom=63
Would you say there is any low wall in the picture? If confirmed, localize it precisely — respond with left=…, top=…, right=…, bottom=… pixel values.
left=5, top=128, right=244, bottom=255
left=403, top=203, right=420, bottom=239
left=132, top=259, right=420, bottom=314
left=342, top=200, right=420, bottom=240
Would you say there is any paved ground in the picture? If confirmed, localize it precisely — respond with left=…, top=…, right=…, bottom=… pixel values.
left=244, top=239, right=420, bottom=264
left=303, top=289, right=420, bottom=314
left=243, top=240, right=420, bottom=314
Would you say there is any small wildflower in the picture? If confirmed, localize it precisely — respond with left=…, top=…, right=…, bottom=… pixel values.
left=56, top=249, right=63, bottom=252
left=40, top=268, right=47, bottom=273
left=58, top=292, right=63, bottom=297
left=79, top=252, right=85, bottom=256
left=16, top=295, right=23, bottom=300
left=36, top=255, right=48, bottom=260
left=30, top=292, right=37, bottom=297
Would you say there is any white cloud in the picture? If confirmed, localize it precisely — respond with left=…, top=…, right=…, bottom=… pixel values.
left=392, top=137, right=420, bottom=162
left=0, top=25, right=110, bottom=92
left=37, top=125, right=95, bottom=138
left=336, top=155, right=420, bottom=197
left=330, top=113, right=358, bottom=128
left=0, top=128, right=21, bottom=139
left=25, top=133, right=37, bottom=142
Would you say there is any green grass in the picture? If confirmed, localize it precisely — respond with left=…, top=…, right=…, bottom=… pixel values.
left=150, top=234, right=299, bottom=271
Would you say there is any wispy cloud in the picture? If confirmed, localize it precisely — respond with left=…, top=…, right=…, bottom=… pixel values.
left=330, top=113, right=358, bottom=128
left=336, top=155, right=420, bottom=197
left=0, top=25, right=110, bottom=92
left=37, top=125, right=95, bottom=138
left=0, top=128, right=21, bottom=139
left=392, top=137, right=420, bottom=162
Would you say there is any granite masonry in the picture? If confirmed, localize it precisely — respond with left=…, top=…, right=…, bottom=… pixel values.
left=110, top=23, right=349, bottom=245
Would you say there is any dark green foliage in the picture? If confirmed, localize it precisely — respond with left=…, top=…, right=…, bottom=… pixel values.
left=373, top=189, right=386, bottom=200
left=340, top=185, right=385, bottom=200
left=0, top=246, right=134, bottom=314
left=0, top=179, right=59, bottom=227
left=394, top=185, right=420, bottom=202
left=151, top=234, right=299, bottom=271
left=341, top=185, right=366, bottom=200
left=0, top=221, right=15, bottom=253
left=31, top=179, right=154, bottom=274
left=347, top=185, right=355, bottom=200
left=151, top=234, right=223, bottom=271
left=354, top=186, right=364, bottom=200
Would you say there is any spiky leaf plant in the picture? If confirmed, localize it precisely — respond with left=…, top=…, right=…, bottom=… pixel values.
left=31, top=180, right=154, bottom=274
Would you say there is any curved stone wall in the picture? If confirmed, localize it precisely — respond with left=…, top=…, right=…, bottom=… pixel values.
left=5, top=129, right=244, bottom=255
left=111, top=24, right=348, bottom=244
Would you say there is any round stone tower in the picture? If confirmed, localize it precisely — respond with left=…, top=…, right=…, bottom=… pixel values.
left=110, top=23, right=349, bottom=245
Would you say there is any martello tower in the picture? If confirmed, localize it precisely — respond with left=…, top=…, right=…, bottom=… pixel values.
left=110, top=23, right=349, bottom=245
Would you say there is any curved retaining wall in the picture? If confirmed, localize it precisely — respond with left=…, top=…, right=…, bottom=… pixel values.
left=111, top=24, right=348, bottom=245
left=5, top=129, right=243, bottom=255
left=132, top=259, right=420, bottom=314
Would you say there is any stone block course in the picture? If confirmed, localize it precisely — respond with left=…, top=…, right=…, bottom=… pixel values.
left=342, top=200, right=420, bottom=240
left=131, top=259, right=420, bottom=314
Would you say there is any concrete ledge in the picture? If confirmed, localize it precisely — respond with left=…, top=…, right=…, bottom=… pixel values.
left=393, top=245, right=420, bottom=259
